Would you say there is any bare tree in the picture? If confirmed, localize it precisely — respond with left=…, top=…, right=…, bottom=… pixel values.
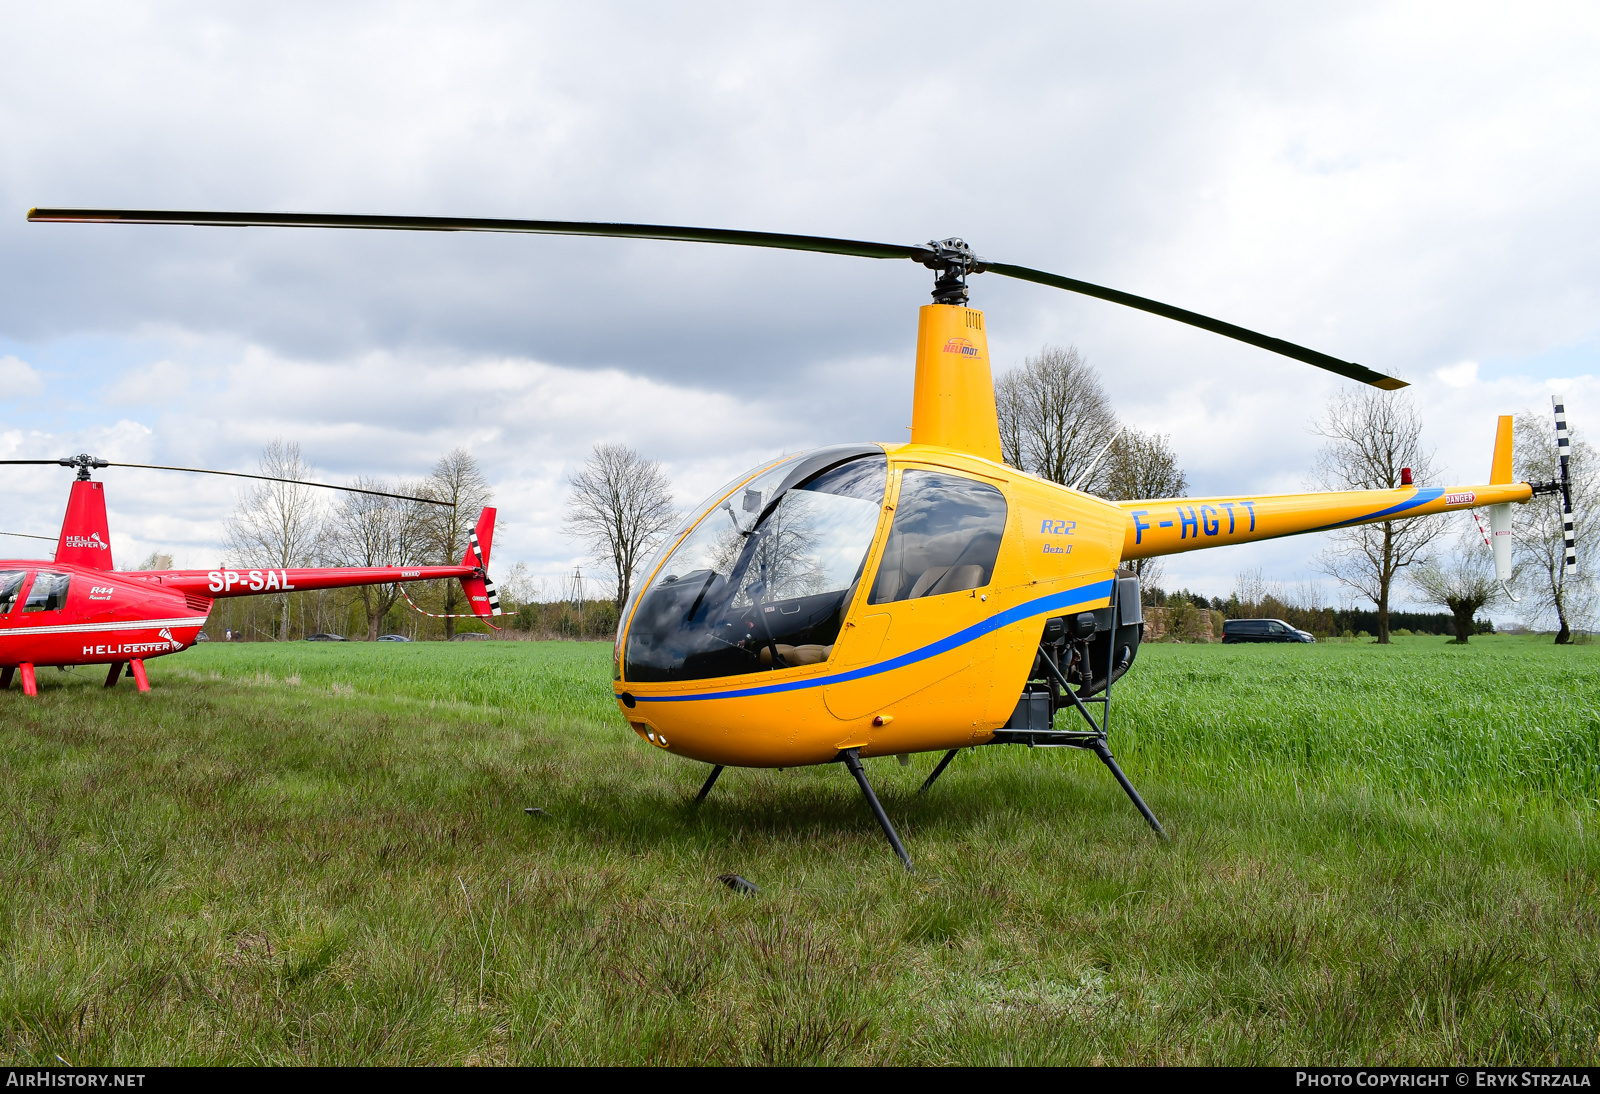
left=1513, top=410, right=1595, bottom=643
left=136, top=551, right=174, bottom=570
left=499, top=561, right=538, bottom=609
left=1101, top=428, right=1188, bottom=585
left=1311, top=388, right=1442, bottom=643
left=994, top=345, right=1119, bottom=490
left=324, top=476, right=427, bottom=640
left=564, top=442, right=676, bottom=608
left=421, top=448, right=493, bottom=640
left=225, top=440, right=324, bottom=640
left=1408, top=530, right=1504, bottom=643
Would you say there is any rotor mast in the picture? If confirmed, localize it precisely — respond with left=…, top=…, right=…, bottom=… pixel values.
left=909, top=239, right=1004, bottom=462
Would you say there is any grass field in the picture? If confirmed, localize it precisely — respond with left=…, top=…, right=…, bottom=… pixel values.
left=2, top=636, right=1597, bottom=1065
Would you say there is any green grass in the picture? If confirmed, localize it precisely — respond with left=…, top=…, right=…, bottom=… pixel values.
left=2, top=635, right=1597, bottom=1064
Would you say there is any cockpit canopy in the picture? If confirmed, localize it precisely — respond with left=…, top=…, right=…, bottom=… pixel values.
left=624, top=446, right=887, bottom=683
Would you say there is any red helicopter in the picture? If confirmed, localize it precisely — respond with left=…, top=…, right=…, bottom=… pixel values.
left=0, top=454, right=501, bottom=696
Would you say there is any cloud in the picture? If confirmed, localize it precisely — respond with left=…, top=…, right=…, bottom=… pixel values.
left=102, top=358, right=189, bottom=404
left=1435, top=360, right=1479, bottom=387
left=0, top=356, right=44, bottom=398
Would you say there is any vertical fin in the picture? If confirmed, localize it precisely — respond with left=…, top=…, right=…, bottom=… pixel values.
left=1489, top=415, right=1514, bottom=484
left=54, top=480, right=115, bottom=570
left=457, top=507, right=502, bottom=618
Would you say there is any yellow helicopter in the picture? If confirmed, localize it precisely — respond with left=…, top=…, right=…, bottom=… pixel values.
left=27, top=208, right=1567, bottom=869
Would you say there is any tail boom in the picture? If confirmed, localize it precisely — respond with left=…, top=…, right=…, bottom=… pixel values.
left=134, top=564, right=478, bottom=598
left=1119, top=481, right=1533, bottom=561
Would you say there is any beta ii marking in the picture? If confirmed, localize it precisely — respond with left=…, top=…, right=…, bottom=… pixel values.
left=1041, top=518, right=1076, bottom=555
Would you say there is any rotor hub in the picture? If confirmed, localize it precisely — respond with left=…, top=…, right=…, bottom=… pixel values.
left=59, top=454, right=108, bottom=481
left=912, top=238, right=988, bottom=307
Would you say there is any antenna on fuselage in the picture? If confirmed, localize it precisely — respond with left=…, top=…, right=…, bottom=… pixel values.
left=1069, top=425, right=1126, bottom=493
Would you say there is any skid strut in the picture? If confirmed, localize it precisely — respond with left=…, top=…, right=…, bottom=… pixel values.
left=694, top=764, right=724, bottom=803
left=840, top=748, right=913, bottom=870
left=1089, top=737, right=1166, bottom=839
left=941, top=578, right=1168, bottom=839
left=918, top=749, right=960, bottom=794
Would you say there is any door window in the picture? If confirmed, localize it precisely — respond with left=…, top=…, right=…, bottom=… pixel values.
left=23, top=572, right=71, bottom=612
left=869, top=471, right=1007, bottom=604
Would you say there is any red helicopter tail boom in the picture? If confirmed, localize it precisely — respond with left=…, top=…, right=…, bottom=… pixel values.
left=134, top=563, right=480, bottom=599
left=131, top=509, right=500, bottom=605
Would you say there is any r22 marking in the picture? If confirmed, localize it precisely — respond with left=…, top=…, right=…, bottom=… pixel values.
left=1040, top=519, right=1076, bottom=535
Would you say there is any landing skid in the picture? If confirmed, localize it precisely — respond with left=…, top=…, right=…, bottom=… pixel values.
left=978, top=622, right=1167, bottom=839
left=688, top=752, right=915, bottom=870
left=685, top=584, right=1166, bottom=870
left=917, top=594, right=1168, bottom=841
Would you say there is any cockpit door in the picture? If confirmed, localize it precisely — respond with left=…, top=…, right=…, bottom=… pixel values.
left=823, top=467, right=1011, bottom=722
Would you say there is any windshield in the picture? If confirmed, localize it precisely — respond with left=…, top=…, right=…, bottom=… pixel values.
left=0, top=571, right=24, bottom=614
left=624, top=451, right=886, bottom=682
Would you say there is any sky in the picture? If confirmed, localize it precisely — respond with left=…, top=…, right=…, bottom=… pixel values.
left=1, top=1, right=1596, bottom=616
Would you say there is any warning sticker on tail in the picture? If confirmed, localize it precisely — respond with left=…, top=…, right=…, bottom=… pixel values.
left=1445, top=492, right=1476, bottom=506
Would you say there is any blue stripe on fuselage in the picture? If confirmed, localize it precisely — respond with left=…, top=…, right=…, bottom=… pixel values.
left=628, top=577, right=1115, bottom=704
left=1313, top=487, right=1444, bottom=531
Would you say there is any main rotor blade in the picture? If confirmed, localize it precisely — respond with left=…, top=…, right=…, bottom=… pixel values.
left=28, top=207, right=1407, bottom=389
left=26, top=208, right=921, bottom=261
left=3, top=454, right=451, bottom=505
left=984, top=262, right=1407, bottom=390
left=0, top=530, right=58, bottom=542
left=105, top=462, right=455, bottom=506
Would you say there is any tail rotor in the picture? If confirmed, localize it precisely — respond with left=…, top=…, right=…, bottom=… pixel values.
left=1554, top=397, right=1578, bottom=576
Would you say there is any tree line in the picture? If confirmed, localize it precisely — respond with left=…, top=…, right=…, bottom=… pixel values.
left=1145, top=581, right=1494, bottom=641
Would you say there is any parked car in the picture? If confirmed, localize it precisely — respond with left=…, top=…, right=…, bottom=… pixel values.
left=304, top=633, right=348, bottom=642
left=195, top=630, right=210, bottom=642
left=377, top=634, right=412, bottom=642
left=1222, top=618, right=1315, bottom=644
left=452, top=632, right=490, bottom=641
